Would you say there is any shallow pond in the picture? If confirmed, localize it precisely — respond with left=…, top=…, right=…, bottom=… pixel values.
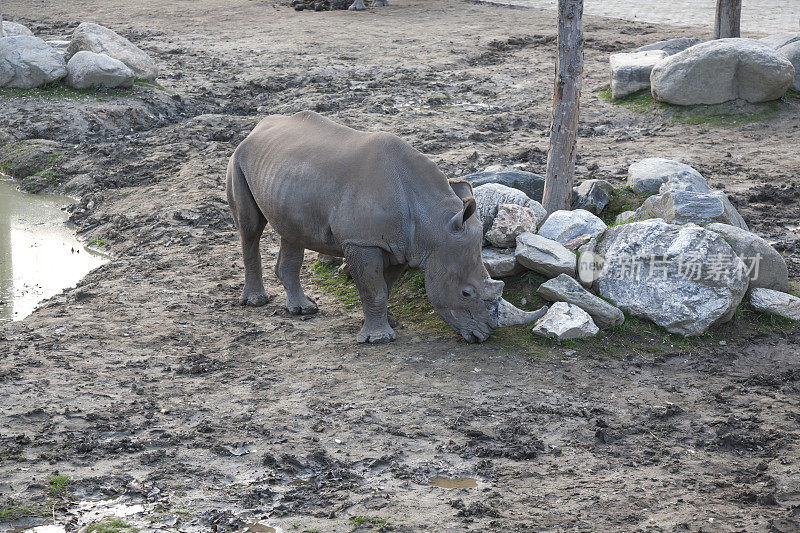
left=0, top=178, right=107, bottom=323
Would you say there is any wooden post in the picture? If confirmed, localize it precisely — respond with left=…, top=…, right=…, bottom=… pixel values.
left=542, top=0, right=584, bottom=215
left=714, top=0, right=741, bottom=39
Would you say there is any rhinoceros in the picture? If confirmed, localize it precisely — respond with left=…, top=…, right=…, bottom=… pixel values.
left=226, top=111, right=547, bottom=343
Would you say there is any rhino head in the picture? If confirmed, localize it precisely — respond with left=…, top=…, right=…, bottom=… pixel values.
left=422, top=179, right=548, bottom=343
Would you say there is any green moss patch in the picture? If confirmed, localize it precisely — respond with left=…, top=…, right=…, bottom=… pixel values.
left=85, top=518, right=138, bottom=533
left=599, top=87, right=798, bottom=127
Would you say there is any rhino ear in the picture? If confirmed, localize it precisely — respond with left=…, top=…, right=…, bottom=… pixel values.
left=447, top=179, right=477, bottom=231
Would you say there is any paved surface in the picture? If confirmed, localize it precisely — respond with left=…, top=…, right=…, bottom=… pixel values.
left=493, top=0, right=800, bottom=35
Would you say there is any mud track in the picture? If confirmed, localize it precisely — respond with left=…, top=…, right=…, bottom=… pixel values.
left=1, top=0, right=800, bottom=531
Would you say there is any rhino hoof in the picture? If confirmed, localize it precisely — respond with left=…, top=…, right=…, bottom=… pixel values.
left=240, top=291, right=271, bottom=307
left=357, top=325, right=396, bottom=344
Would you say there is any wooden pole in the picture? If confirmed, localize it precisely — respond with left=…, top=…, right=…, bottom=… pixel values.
left=542, top=0, right=584, bottom=215
left=714, top=0, right=741, bottom=39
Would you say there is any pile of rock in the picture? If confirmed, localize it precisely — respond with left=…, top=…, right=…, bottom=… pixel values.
left=609, top=36, right=797, bottom=105
left=0, top=21, right=157, bottom=90
left=471, top=161, right=795, bottom=340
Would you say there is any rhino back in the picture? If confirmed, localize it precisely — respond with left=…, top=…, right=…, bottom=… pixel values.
left=235, top=111, right=458, bottom=260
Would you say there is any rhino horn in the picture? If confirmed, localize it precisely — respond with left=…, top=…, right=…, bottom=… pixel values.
left=495, top=298, right=548, bottom=328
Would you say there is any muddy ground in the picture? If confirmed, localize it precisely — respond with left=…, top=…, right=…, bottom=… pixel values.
left=2, top=0, right=800, bottom=531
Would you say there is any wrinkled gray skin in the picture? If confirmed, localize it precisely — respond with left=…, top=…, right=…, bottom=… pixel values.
left=226, top=111, right=546, bottom=343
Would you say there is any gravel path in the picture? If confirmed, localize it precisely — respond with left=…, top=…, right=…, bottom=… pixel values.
left=493, top=0, right=800, bottom=35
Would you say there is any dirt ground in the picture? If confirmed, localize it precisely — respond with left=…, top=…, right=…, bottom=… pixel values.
left=2, top=0, right=800, bottom=531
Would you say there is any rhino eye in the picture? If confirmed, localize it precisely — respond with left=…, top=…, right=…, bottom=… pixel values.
left=462, top=288, right=475, bottom=298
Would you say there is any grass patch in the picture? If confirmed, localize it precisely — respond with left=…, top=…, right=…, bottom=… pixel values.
left=133, top=78, right=176, bottom=95
left=599, top=88, right=656, bottom=113
left=47, top=474, right=71, bottom=497
left=0, top=80, right=134, bottom=99
left=601, top=186, right=648, bottom=226
left=310, top=261, right=361, bottom=309
left=85, top=518, right=138, bottom=533
left=350, top=515, right=391, bottom=529
left=599, top=87, right=796, bottom=127
left=0, top=503, right=39, bottom=521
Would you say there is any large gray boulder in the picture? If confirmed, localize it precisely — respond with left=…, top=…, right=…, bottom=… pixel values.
left=462, top=169, right=547, bottom=202
left=515, top=232, right=576, bottom=279
left=485, top=203, right=541, bottom=248
left=538, top=273, right=624, bottom=328
left=637, top=190, right=748, bottom=230
left=572, top=179, right=614, bottom=215
left=595, top=219, right=748, bottom=336
left=778, top=41, right=800, bottom=91
left=65, top=51, right=135, bottom=89
left=633, top=37, right=703, bottom=56
left=532, top=302, right=599, bottom=340
left=66, top=22, right=158, bottom=81
left=627, top=158, right=703, bottom=196
left=750, top=288, right=800, bottom=321
left=707, top=223, right=789, bottom=291
left=482, top=247, right=524, bottom=278
left=473, top=183, right=546, bottom=237
left=2, top=21, right=34, bottom=37
left=759, top=33, right=800, bottom=50
left=0, top=36, right=67, bottom=89
left=538, top=209, right=607, bottom=245
left=651, top=39, right=795, bottom=105
left=609, top=50, right=667, bottom=99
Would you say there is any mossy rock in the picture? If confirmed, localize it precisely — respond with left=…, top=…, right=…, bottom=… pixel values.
left=0, top=139, right=69, bottom=192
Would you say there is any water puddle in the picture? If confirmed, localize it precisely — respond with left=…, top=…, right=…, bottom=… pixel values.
left=0, top=178, right=108, bottom=323
left=429, top=476, right=478, bottom=489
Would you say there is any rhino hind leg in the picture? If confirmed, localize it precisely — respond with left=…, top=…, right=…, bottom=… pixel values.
left=346, top=245, right=396, bottom=344
left=275, top=238, right=319, bottom=315
left=227, top=159, right=270, bottom=307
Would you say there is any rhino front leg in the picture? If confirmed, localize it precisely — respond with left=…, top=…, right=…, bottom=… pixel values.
left=371, top=0, right=388, bottom=6
left=275, top=238, right=318, bottom=315
left=383, top=263, right=407, bottom=329
left=345, top=245, right=396, bottom=344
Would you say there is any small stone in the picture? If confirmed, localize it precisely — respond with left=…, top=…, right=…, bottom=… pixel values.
left=707, top=223, right=789, bottom=291
left=571, top=179, right=614, bottom=215
left=538, top=209, right=607, bottom=245
left=639, top=190, right=748, bottom=230
left=627, top=158, right=704, bottom=196
left=485, top=203, right=540, bottom=248
left=750, top=288, right=800, bottom=321
left=65, top=51, right=135, bottom=89
left=563, top=233, right=592, bottom=251
left=515, top=233, right=577, bottom=279
left=482, top=247, right=524, bottom=278
left=609, top=50, right=668, bottom=99
left=538, top=274, right=624, bottom=328
left=532, top=302, right=599, bottom=340
left=473, top=183, right=546, bottom=237
left=462, top=169, right=547, bottom=202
